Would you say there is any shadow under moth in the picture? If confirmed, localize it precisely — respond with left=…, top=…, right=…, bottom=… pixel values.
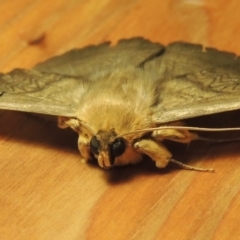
left=1, top=38, right=240, bottom=172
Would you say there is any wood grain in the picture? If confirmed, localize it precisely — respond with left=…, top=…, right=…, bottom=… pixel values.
left=0, top=0, right=240, bottom=239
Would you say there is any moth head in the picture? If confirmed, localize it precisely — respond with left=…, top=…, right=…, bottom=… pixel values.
left=58, top=116, right=127, bottom=168
left=89, top=130, right=126, bottom=168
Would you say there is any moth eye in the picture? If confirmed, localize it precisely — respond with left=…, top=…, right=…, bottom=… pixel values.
left=90, top=136, right=100, bottom=155
left=110, top=138, right=125, bottom=159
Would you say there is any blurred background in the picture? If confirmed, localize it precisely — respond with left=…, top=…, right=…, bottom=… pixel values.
left=1, top=0, right=240, bottom=71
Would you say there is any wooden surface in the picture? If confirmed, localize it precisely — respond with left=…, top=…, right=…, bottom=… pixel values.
left=0, top=0, right=240, bottom=239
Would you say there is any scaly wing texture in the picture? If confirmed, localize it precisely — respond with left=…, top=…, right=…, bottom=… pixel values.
left=0, top=38, right=163, bottom=116
left=0, top=38, right=240, bottom=121
left=34, top=38, right=164, bottom=78
left=0, top=38, right=164, bottom=116
left=148, top=42, right=240, bottom=123
left=0, top=69, right=87, bottom=116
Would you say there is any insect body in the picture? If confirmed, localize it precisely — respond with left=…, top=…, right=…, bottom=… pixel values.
left=1, top=38, right=240, bottom=171
left=58, top=68, right=199, bottom=170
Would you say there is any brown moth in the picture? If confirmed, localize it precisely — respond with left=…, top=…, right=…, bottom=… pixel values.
left=1, top=38, right=240, bottom=172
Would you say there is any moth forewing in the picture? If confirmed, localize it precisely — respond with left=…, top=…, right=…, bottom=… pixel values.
left=1, top=37, right=240, bottom=171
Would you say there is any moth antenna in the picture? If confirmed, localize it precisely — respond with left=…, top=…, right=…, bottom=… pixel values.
left=169, top=159, right=215, bottom=172
left=117, top=126, right=240, bottom=138
left=197, top=136, right=240, bottom=143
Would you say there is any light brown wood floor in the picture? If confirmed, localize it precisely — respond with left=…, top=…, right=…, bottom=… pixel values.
left=0, top=0, right=240, bottom=239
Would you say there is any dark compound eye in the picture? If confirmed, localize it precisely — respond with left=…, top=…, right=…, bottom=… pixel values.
left=90, top=136, right=100, bottom=155
left=110, top=138, right=125, bottom=160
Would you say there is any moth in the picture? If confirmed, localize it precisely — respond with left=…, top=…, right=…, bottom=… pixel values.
left=1, top=38, right=240, bottom=172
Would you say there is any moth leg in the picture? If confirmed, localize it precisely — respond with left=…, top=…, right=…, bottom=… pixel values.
left=78, top=134, right=91, bottom=163
left=134, top=139, right=214, bottom=172
left=134, top=139, right=172, bottom=168
left=58, top=116, right=80, bottom=131
left=58, top=116, right=92, bottom=163
left=152, top=128, right=198, bottom=143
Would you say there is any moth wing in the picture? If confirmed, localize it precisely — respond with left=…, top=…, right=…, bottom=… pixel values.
left=34, top=37, right=164, bottom=78
left=0, top=69, right=87, bottom=116
left=0, top=38, right=164, bottom=117
left=148, top=42, right=240, bottom=123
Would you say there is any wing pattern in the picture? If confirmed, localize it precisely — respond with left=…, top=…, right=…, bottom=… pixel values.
left=0, top=38, right=240, bottom=123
